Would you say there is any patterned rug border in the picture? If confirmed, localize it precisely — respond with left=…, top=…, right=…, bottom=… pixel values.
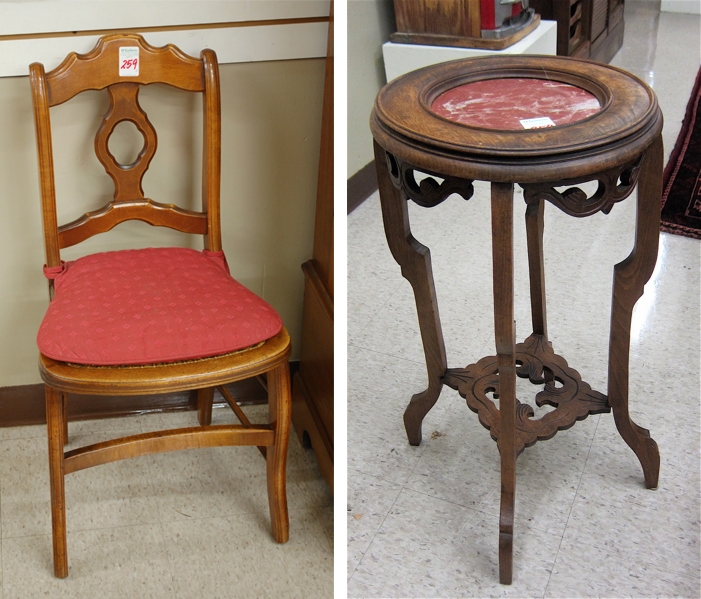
left=660, top=65, right=701, bottom=240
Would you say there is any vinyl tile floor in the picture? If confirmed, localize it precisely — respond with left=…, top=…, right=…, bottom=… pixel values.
left=0, top=404, right=333, bottom=599
left=347, top=2, right=701, bottom=597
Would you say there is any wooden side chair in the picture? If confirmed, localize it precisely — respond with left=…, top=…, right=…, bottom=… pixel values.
left=29, top=34, right=292, bottom=578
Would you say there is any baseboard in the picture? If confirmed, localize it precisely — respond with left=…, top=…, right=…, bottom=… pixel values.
left=347, top=160, right=378, bottom=214
left=0, top=361, right=299, bottom=428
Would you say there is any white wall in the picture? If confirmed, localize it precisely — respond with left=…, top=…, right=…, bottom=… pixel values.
left=0, top=6, right=328, bottom=387
left=661, top=0, right=701, bottom=14
left=347, top=0, right=396, bottom=178
left=0, top=1, right=330, bottom=77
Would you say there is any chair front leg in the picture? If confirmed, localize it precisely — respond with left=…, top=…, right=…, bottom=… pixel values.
left=46, top=385, right=68, bottom=578
left=266, top=362, right=291, bottom=543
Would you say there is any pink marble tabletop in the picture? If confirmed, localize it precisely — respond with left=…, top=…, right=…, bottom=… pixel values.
left=430, top=78, right=601, bottom=130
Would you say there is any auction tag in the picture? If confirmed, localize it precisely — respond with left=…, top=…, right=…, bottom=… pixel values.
left=520, top=116, right=556, bottom=129
left=119, top=47, right=139, bottom=77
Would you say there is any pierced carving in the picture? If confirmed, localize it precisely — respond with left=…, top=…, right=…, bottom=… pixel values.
left=94, top=82, right=157, bottom=203
left=522, top=158, right=642, bottom=217
left=443, top=334, right=610, bottom=455
left=385, top=151, right=474, bottom=207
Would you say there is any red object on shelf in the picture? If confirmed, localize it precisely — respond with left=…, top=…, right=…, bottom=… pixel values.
left=480, top=0, right=534, bottom=39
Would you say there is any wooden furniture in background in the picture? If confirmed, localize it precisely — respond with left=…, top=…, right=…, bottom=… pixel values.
left=371, top=55, right=662, bottom=584
left=292, top=3, right=334, bottom=493
left=391, top=0, right=540, bottom=50
left=30, top=34, right=292, bottom=578
left=530, top=0, right=625, bottom=61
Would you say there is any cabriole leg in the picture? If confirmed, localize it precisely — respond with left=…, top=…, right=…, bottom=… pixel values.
left=608, top=136, right=663, bottom=489
left=374, top=141, right=448, bottom=446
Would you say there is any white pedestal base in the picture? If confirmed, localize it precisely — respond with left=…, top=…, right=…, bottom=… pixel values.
left=383, top=20, right=557, bottom=82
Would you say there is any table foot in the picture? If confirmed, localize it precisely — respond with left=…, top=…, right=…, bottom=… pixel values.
left=499, top=522, right=514, bottom=585
left=613, top=411, right=660, bottom=489
left=403, top=382, right=442, bottom=446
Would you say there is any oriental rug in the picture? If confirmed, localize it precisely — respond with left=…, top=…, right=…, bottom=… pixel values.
left=660, top=66, right=701, bottom=239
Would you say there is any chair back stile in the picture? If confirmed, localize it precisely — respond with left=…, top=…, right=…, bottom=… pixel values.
left=29, top=62, right=61, bottom=272
left=29, top=34, right=223, bottom=275
left=201, top=49, right=222, bottom=253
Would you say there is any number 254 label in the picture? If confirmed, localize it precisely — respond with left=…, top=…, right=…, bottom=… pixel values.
left=119, top=47, right=139, bottom=77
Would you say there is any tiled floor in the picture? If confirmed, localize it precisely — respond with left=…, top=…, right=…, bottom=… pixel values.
left=347, top=2, right=701, bottom=597
left=0, top=404, right=333, bottom=598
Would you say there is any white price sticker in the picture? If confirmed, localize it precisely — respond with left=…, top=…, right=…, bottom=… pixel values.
left=119, top=47, right=139, bottom=77
left=519, top=116, right=556, bottom=129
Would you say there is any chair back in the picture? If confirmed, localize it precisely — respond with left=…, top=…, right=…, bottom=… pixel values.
left=30, top=34, right=222, bottom=271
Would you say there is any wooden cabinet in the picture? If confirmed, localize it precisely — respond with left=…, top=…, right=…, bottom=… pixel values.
left=390, top=0, right=541, bottom=50
left=530, top=0, right=625, bottom=62
left=291, top=4, right=333, bottom=492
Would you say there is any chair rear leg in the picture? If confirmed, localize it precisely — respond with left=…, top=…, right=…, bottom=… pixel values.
left=46, top=385, right=68, bottom=578
left=197, top=387, right=214, bottom=426
left=266, top=362, right=291, bottom=543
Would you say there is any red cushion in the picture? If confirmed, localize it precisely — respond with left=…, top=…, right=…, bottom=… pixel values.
left=37, top=248, right=283, bottom=366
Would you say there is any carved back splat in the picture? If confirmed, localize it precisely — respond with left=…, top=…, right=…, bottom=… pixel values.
left=95, top=82, right=157, bottom=203
left=30, top=33, right=221, bottom=266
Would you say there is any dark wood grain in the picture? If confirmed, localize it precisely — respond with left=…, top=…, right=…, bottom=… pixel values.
left=608, top=134, right=663, bottom=489
left=394, top=0, right=480, bottom=37
left=291, top=4, right=334, bottom=493
left=371, top=55, right=660, bottom=183
left=312, top=2, right=334, bottom=295
left=375, top=140, right=448, bottom=446
left=389, top=14, right=540, bottom=50
left=530, top=0, right=623, bottom=62
left=371, top=54, right=663, bottom=584
left=30, top=34, right=293, bottom=578
left=491, top=183, right=516, bottom=585
left=525, top=200, right=548, bottom=340
left=444, top=334, right=611, bottom=454
left=197, top=387, right=214, bottom=426
left=292, top=260, right=334, bottom=489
